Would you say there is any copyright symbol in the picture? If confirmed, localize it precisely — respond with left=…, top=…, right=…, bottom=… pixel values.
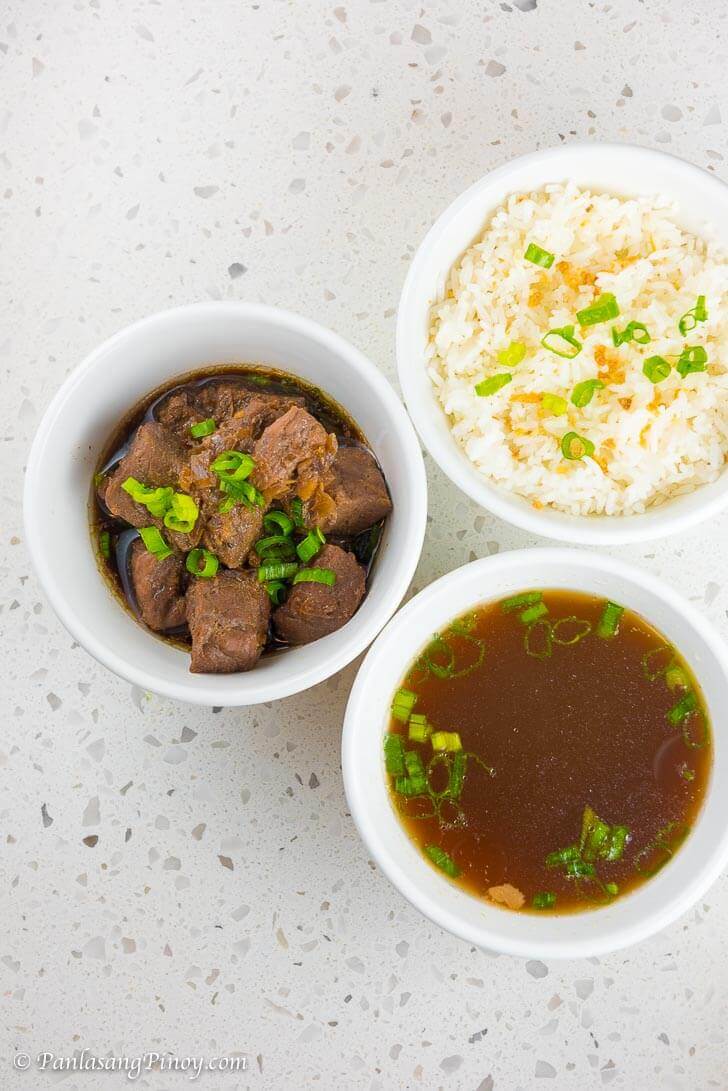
left=13, top=1053, right=31, bottom=1071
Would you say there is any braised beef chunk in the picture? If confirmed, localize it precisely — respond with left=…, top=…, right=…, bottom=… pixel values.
left=157, top=381, right=303, bottom=444
left=129, top=539, right=187, bottom=631
left=273, top=544, right=365, bottom=645
left=186, top=569, right=270, bottom=673
left=251, top=406, right=337, bottom=503
left=203, top=502, right=263, bottom=568
left=319, top=446, right=392, bottom=536
left=100, top=422, right=186, bottom=526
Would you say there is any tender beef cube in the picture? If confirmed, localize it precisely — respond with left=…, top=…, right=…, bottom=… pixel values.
left=129, top=539, right=187, bottom=631
left=157, top=381, right=303, bottom=444
left=251, top=406, right=337, bottom=503
left=186, top=569, right=271, bottom=673
left=318, top=446, right=392, bottom=536
left=273, top=544, right=365, bottom=645
left=202, top=502, right=263, bottom=568
left=100, top=422, right=201, bottom=550
left=154, top=389, right=201, bottom=439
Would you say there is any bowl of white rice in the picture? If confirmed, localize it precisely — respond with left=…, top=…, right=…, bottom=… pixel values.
left=397, top=143, right=728, bottom=544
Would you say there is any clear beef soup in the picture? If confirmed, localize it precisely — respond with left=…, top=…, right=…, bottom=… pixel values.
left=91, top=367, right=392, bottom=673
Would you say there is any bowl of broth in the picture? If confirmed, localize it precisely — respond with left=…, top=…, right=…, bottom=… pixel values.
left=342, top=548, right=728, bottom=957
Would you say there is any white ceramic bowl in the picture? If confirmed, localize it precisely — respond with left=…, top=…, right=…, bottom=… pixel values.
left=343, top=548, right=728, bottom=958
left=24, top=303, right=427, bottom=706
left=397, top=142, right=728, bottom=545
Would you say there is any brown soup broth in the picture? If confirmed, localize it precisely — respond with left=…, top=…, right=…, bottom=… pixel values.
left=90, top=365, right=387, bottom=651
left=386, top=591, right=711, bottom=915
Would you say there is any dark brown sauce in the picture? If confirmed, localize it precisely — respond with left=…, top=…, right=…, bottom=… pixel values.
left=90, top=364, right=386, bottom=652
left=386, top=591, right=711, bottom=914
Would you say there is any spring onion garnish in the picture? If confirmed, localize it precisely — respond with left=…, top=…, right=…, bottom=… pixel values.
left=292, top=567, right=336, bottom=587
left=263, top=510, right=295, bottom=537
left=391, top=688, right=417, bottom=723
left=297, top=528, right=325, bottom=563
left=667, top=690, right=697, bottom=727
left=497, top=342, right=527, bottom=368
left=596, top=600, right=623, bottom=639
left=524, top=242, right=555, bottom=269
left=679, top=764, right=695, bottom=782
left=552, top=616, right=591, bottom=645
left=474, top=373, right=512, bottom=397
left=424, top=844, right=460, bottom=878
left=396, top=751, right=429, bottom=796
left=265, top=580, right=287, bottom=605
left=532, top=891, right=556, bottom=910
left=502, top=591, right=542, bottom=613
left=525, top=618, right=552, bottom=660
left=121, top=478, right=175, bottom=518
left=571, top=378, right=604, bottom=408
left=664, top=664, right=688, bottom=691
left=579, top=805, right=630, bottom=862
left=221, top=478, right=265, bottom=508
left=520, top=601, right=548, bottom=625
left=190, top=418, right=216, bottom=439
left=643, top=355, right=671, bottom=384
left=290, top=497, right=305, bottom=527
left=408, top=713, right=431, bottom=744
left=383, top=733, right=406, bottom=776
left=678, top=295, right=708, bottom=336
left=211, top=450, right=255, bottom=482
left=635, top=821, right=689, bottom=877
left=612, top=321, right=651, bottom=346
left=541, top=392, right=568, bottom=416
left=421, top=632, right=485, bottom=680
left=185, top=547, right=219, bottom=578
left=218, top=496, right=236, bottom=514
left=576, top=292, right=620, bottom=328
left=431, top=731, right=462, bottom=752
left=446, top=751, right=466, bottom=800
left=163, top=492, right=199, bottom=534
left=99, top=530, right=111, bottom=559
left=139, top=526, right=173, bottom=560
left=541, top=325, right=582, bottom=359
left=255, top=533, right=296, bottom=560
left=642, top=645, right=674, bottom=681
left=256, top=561, right=298, bottom=582
left=677, top=345, right=708, bottom=377
left=560, top=431, right=594, bottom=460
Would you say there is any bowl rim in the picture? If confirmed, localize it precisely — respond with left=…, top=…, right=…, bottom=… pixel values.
left=342, top=547, right=728, bottom=958
left=396, top=140, right=728, bottom=545
left=24, top=301, right=428, bottom=705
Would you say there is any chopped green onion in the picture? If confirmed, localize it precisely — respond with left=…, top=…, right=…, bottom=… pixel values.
left=255, top=534, right=297, bottom=560
left=525, top=618, right=552, bottom=659
left=524, top=242, right=555, bottom=269
left=532, top=891, right=556, bottom=910
left=502, top=591, right=542, bottom=613
left=541, top=392, right=568, bottom=416
left=139, top=526, right=173, bottom=560
left=257, top=561, right=298, bottom=582
left=383, top=734, right=406, bottom=776
left=290, top=497, right=305, bottom=527
left=185, top=547, right=219, bottom=578
left=446, top=751, right=467, bottom=800
left=597, top=600, right=623, bottom=639
left=292, top=567, right=336, bottom=587
left=424, top=843, right=460, bottom=877
left=677, top=345, right=708, bottom=377
left=580, top=805, right=610, bottom=862
left=497, top=342, right=527, bottom=368
left=541, top=325, right=582, bottom=359
left=99, top=530, right=111, bottom=559
left=604, top=825, right=629, bottom=862
left=211, top=450, right=255, bottom=481
left=552, top=616, right=591, bottom=645
left=667, top=691, right=697, bottom=727
left=431, top=731, right=462, bottom=752
left=475, top=372, right=512, bottom=397
left=678, top=295, right=708, bottom=335
left=190, top=418, right=216, bottom=439
left=391, top=688, right=417, bottom=723
left=612, top=321, right=651, bottom=346
left=565, top=856, right=596, bottom=880
left=395, top=775, right=428, bottom=797
left=408, top=714, right=431, bottom=744
left=163, top=492, right=199, bottom=534
left=296, top=528, right=326, bottom=563
left=263, top=510, right=295, bottom=536
left=265, top=580, right=286, bottom=605
left=642, top=645, right=673, bottom=681
left=603, top=881, right=619, bottom=897
left=404, top=750, right=426, bottom=781
left=449, top=612, right=477, bottom=635
left=221, top=478, right=265, bottom=507
left=545, top=844, right=581, bottom=868
left=643, top=355, right=671, bottom=384
left=664, top=664, right=688, bottom=691
left=121, top=478, right=174, bottom=518
left=576, top=292, right=620, bottom=327
left=679, top=764, right=695, bottom=782
left=520, top=601, right=548, bottom=625
left=571, top=378, right=604, bottom=408
left=218, top=496, right=236, bottom=514
left=561, top=431, right=594, bottom=460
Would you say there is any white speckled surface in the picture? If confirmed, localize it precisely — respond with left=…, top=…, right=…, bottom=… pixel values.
left=3, top=1, right=728, bottom=1088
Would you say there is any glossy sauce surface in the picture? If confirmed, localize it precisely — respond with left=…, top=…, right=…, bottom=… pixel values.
left=386, top=591, right=711, bottom=914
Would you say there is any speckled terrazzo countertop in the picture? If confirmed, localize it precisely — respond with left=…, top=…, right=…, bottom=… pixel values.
left=2, top=1, right=728, bottom=1088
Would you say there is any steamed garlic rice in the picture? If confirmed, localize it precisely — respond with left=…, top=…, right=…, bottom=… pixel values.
left=426, top=183, right=728, bottom=516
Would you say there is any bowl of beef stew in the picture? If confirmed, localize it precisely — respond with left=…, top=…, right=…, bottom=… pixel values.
left=25, top=303, right=427, bottom=705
